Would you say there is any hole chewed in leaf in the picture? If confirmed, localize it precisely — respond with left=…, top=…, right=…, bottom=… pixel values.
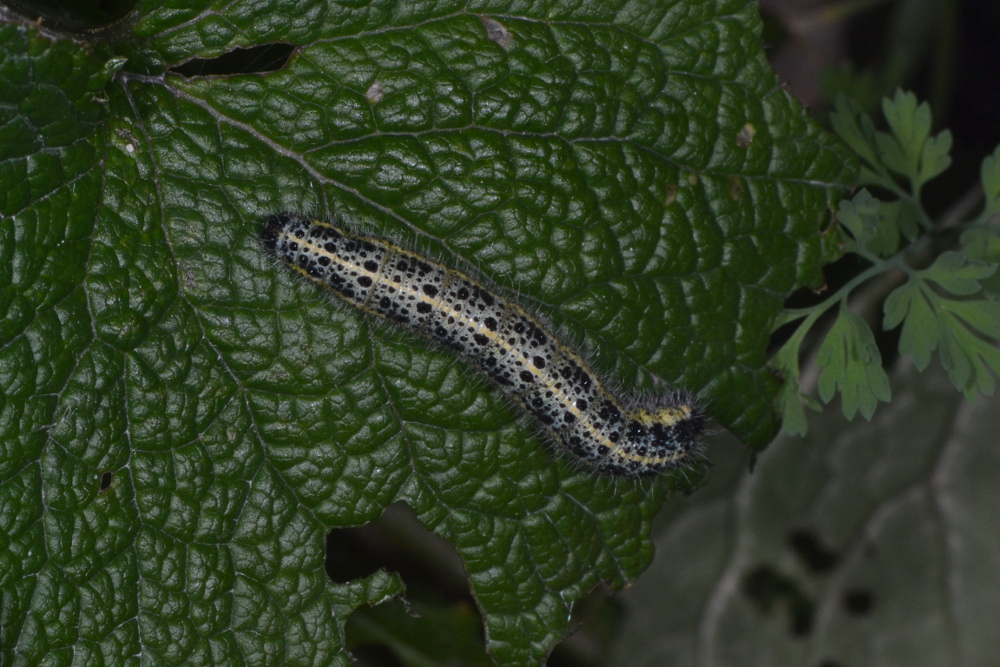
left=97, top=470, right=114, bottom=495
left=330, top=504, right=488, bottom=664
left=170, top=43, right=295, bottom=78
left=326, top=502, right=469, bottom=599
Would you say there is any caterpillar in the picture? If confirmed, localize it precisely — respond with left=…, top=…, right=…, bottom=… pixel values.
left=261, top=213, right=703, bottom=476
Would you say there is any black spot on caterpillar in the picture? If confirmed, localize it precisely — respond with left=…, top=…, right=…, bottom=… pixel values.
left=262, top=213, right=703, bottom=476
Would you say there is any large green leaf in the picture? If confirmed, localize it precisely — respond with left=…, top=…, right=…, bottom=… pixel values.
left=0, top=1, right=854, bottom=663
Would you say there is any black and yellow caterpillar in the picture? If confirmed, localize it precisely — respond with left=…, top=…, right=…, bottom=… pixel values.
left=262, top=213, right=703, bottom=476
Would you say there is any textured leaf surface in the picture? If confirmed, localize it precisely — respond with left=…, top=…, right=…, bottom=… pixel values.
left=613, top=362, right=1000, bottom=666
left=1, top=1, right=853, bottom=664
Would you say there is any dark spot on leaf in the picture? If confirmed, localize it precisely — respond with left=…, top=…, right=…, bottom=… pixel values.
left=788, top=528, right=839, bottom=573
left=170, top=43, right=296, bottom=78
left=664, top=183, right=678, bottom=206
left=842, top=587, right=874, bottom=615
left=729, top=175, right=744, bottom=200
left=742, top=565, right=815, bottom=637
